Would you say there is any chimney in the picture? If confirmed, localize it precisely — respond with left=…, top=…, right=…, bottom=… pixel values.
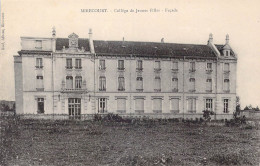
left=208, top=33, right=213, bottom=44
left=89, top=28, right=95, bottom=53
left=161, top=38, right=164, bottom=43
left=225, top=34, right=229, bottom=44
left=51, top=26, right=56, bottom=52
left=123, top=37, right=124, bottom=42
left=52, top=26, right=56, bottom=38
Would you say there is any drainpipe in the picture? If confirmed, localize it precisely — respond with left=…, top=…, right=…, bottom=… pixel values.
left=182, top=56, right=185, bottom=119
left=130, top=46, right=133, bottom=115
left=94, top=53, right=96, bottom=114
left=51, top=27, right=56, bottom=119
left=52, top=52, right=54, bottom=119
left=215, top=57, right=218, bottom=120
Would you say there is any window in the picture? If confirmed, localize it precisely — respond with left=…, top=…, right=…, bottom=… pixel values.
left=205, top=99, right=213, bottom=111
left=171, top=98, right=179, bottom=113
left=136, top=77, right=143, bottom=91
left=37, top=98, right=44, bottom=114
left=117, top=98, right=126, bottom=113
left=189, top=78, right=195, bottom=92
left=187, top=98, right=196, bottom=113
left=153, top=98, right=162, bottom=113
left=35, top=40, right=42, bottom=49
left=224, top=79, right=230, bottom=91
left=206, top=79, right=212, bottom=92
left=172, top=78, right=178, bottom=92
left=225, top=50, right=229, bottom=56
left=137, top=60, right=143, bottom=70
left=98, top=98, right=107, bottom=113
left=66, top=58, right=73, bottom=69
left=172, top=62, right=178, bottom=71
left=36, top=58, right=43, bottom=68
left=207, top=63, right=212, bottom=71
left=154, top=76, right=161, bottom=91
left=190, top=62, right=195, bottom=72
left=99, top=76, right=106, bottom=91
left=99, top=59, right=106, bottom=70
left=224, top=63, right=230, bottom=72
left=66, top=76, right=73, bottom=89
left=75, top=76, right=82, bottom=89
left=224, top=99, right=229, bottom=113
left=68, top=98, right=81, bottom=116
left=154, top=61, right=161, bottom=70
left=118, top=60, right=124, bottom=70
left=75, top=59, right=82, bottom=69
left=135, top=98, right=144, bottom=113
left=36, top=76, right=44, bottom=90
left=118, top=77, right=125, bottom=91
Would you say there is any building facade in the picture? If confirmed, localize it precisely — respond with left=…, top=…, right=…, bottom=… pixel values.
left=14, top=28, right=237, bottom=119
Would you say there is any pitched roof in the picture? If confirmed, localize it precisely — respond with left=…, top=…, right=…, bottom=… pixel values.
left=56, top=38, right=217, bottom=58
left=93, top=40, right=216, bottom=58
left=56, top=38, right=90, bottom=50
left=215, top=44, right=235, bottom=56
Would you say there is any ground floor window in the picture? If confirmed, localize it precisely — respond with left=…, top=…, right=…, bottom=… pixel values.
left=68, top=98, right=81, bottom=116
left=205, top=99, right=213, bottom=111
left=135, top=98, right=144, bottom=113
left=171, top=98, right=179, bottom=113
left=187, top=98, right=196, bottom=113
left=117, top=98, right=126, bottom=113
left=37, top=98, right=44, bottom=114
left=153, top=98, right=162, bottom=113
left=224, top=99, right=229, bottom=113
left=98, top=98, right=107, bottom=113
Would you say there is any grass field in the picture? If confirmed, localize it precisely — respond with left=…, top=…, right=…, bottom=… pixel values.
left=1, top=117, right=259, bottom=166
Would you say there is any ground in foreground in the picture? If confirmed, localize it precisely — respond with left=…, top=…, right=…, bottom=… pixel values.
left=1, top=117, right=259, bottom=165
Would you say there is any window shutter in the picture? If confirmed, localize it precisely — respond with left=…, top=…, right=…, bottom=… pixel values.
left=117, top=98, right=126, bottom=111
left=153, top=98, right=162, bottom=111
left=172, top=62, right=178, bottom=70
left=155, top=77, right=161, bottom=90
left=172, top=78, right=178, bottom=90
left=66, top=76, right=73, bottom=89
left=171, top=99, right=179, bottom=111
left=206, top=79, right=212, bottom=91
left=224, top=63, right=229, bottom=71
left=136, top=77, right=143, bottom=90
left=224, top=79, right=230, bottom=91
left=36, top=76, right=43, bottom=89
left=155, top=61, right=160, bottom=69
left=188, top=98, right=196, bottom=112
left=135, top=98, right=144, bottom=111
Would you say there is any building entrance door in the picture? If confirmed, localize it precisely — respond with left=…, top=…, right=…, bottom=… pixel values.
left=98, top=98, right=106, bottom=113
left=68, top=98, right=81, bottom=118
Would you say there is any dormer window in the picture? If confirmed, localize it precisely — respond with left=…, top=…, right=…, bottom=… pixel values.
left=68, top=33, right=79, bottom=49
left=225, top=50, right=230, bottom=56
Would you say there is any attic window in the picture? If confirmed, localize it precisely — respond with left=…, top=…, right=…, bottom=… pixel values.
left=225, top=50, right=229, bottom=56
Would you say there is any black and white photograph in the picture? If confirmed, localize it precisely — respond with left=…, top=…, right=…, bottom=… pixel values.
left=0, top=0, right=259, bottom=165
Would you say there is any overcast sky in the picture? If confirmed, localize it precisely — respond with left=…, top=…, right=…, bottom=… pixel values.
left=0, top=0, right=259, bottom=108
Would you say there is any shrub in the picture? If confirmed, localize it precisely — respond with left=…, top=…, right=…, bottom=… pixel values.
left=199, top=117, right=204, bottom=123
left=202, top=110, right=215, bottom=122
left=93, top=114, right=102, bottom=121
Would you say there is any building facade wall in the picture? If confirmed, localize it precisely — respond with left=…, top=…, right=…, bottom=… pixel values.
left=14, top=33, right=237, bottom=119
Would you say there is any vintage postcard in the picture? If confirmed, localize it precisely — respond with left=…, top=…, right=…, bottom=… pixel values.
left=0, top=0, right=259, bottom=165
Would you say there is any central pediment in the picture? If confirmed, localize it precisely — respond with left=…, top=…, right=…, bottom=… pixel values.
left=68, top=32, right=79, bottom=48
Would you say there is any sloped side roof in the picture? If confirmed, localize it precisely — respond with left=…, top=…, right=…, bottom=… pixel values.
left=56, top=38, right=90, bottom=50
left=93, top=40, right=216, bottom=58
left=215, top=44, right=235, bottom=56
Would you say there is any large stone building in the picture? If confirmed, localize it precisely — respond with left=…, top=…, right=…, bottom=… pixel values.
left=14, top=28, right=237, bottom=119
